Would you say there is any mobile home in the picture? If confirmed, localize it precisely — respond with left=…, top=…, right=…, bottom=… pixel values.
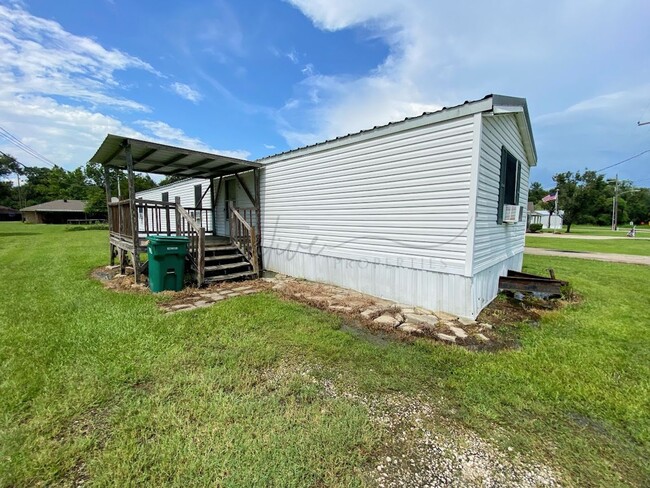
left=92, top=94, right=537, bottom=318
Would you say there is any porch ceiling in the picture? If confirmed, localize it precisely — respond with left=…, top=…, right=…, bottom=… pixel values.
left=89, top=134, right=262, bottom=179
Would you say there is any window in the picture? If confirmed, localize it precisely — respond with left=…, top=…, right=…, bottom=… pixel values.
left=497, top=146, right=521, bottom=224
left=161, top=192, right=169, bottom=203
left=194, top=184, right=202, bottom=208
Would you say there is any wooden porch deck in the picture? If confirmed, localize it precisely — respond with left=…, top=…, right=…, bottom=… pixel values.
left=107, top=198, right=260, bottom=286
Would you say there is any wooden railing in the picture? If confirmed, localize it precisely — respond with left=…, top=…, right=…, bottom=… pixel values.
left=108, top=200, right=134, bottom=239
left=108, top=198, right=206, bottom=284
left=175, top=198, right=206, bottom=285
left=185, top=206, right=213, bottom=233
left=229, top=202, right=259, bottom=275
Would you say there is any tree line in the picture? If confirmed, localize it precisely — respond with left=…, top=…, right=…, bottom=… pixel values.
left=0, top=153, right=157, bottom=214
left=528, top=171, right=650, bottom=232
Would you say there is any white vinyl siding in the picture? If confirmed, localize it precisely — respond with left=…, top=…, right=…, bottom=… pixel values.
left=261, top=115, right=476, bottom=275
left=214, top=172, right=256, bottom=236
left=472, top=114, right=530, bottom=273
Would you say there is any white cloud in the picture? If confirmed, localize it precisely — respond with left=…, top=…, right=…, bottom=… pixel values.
left=284, top=0, right=650, bottom=182
left=286, top=49, right=298, bottom=64
left=0, top=4, right=158, bottom=110
left=134, top=120, right=250, bottom=159
left=170, top=82, right=203, bottom=103
left=263, top=144, right=276, bottom=149
left=0, top=95, right=146, bottom=167
left=0, top=3, right=249, bottom=169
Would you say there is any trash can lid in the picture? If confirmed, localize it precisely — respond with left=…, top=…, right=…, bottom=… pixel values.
left=148, top=235, right=190, bottom=243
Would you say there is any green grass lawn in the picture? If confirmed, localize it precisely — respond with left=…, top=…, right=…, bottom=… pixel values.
left=1, top=222, right=649, bottom=486
left=541, top=224, right=650, bottom=237
left=526, top=235, right=650, bottom=256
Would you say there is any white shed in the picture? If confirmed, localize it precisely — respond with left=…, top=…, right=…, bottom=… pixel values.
left=530, top=210, right=563, bottom=230
left=134, top=94, right=537, bottom=318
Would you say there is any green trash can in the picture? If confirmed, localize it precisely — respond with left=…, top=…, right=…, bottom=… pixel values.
left=147, top=235, right=189, bottom=292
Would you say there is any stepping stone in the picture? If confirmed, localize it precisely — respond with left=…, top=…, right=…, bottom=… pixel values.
left=374, top=314, right=400, bottom=327
left=475, top=333, right=490, bottom=342
left=404, top=313, right=438, bottom=328
left=394, top=313, right=405, bottom=323
left=242, top=289, right=256, bottom=295
left=360, top=307, right=381, bottom=319
left=448, top=326, right=468, bottom=339
left=204, top=293, right=225, bottom=301
left=436, top=333, right=456, bottom=343
left=194, top=300, right=210, bottom=308
left=458, top=317, right=477, bottom=326
left=435, top=311, right=458, bottom=321
left=400, top=307, right=416, bottom=314
left=397, top=323, right=422, bottom=334
left=171, top=304, right=193, bottom=310
left=232, top=286, right=252, bottom=291
left=480, top=322, right=494, bottom=330
left=415, top=307, right=434, bottom=315
left=329, top=305, right=353, bottom=312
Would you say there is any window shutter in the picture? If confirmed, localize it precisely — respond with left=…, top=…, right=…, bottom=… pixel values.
left=497, top=146, right=508, bottom=224
left=515, top=161, right=522, bottom=205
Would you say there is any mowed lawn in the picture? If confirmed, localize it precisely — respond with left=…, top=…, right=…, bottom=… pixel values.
left=526, top=235, right=650, bottom=256
left=541, top=224, right=650, bottom=237
left=1, top=223, right=649, bottom=486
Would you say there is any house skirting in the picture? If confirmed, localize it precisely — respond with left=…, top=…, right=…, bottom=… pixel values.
left=263, top=247, right=523, bottom=319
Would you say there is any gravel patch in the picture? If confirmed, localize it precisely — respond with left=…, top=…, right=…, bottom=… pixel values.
left=262, top=361, right=561, bottom=488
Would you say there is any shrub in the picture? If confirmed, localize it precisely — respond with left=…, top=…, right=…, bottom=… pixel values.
left=528, top=223, right=543, bottom=233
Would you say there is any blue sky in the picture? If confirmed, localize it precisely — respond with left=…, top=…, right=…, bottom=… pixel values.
left=0, top=0, right=649, bottom=187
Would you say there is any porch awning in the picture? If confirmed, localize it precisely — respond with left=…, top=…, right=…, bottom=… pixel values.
left=89, top=134, right=261, bottom=179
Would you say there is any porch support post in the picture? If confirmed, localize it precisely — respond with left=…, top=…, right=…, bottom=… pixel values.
left=254, top=168, right=262, bottom=276
left=213, top=176, right=223, bottom=236
left=209, top=177, right=216, bottom=236
left=104, top=164, right=115, bottom=265
left=124, top=142, right=140, bottom=284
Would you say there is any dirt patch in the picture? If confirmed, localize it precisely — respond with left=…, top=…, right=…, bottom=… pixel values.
left=91, top=265, right=149, bottom=293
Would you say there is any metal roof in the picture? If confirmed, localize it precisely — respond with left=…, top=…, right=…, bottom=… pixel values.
left=259, top=94, right=537, bottom=166
left=89, top=135, right=262, bottom=179
left=21, top=199, right=86, bottom=212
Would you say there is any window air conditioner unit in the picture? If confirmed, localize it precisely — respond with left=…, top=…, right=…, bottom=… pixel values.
left=503, top=204, right=522, bottom=223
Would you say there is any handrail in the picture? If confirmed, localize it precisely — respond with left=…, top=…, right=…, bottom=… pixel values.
left=175, top=199, right=205, bottom=285
left=229, top=202, right=259, bottom=275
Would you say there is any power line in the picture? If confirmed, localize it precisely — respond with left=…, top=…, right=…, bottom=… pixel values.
left=0, top=126, right=56, bottom=167
left=0, top=128, right=56, bottom=167
left=596, top=149, right=650, bottom=173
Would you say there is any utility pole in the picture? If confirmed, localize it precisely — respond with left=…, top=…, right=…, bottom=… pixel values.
left=15, top=172, right=23, bottom=209
left=638, top=121, right=650, bottom=126
left=611, top=174, right=619, bottom=231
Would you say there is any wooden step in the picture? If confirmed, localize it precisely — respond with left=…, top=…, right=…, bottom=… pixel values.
left=203, top=270, right=257, bottom=283
left=205, top=244, right=238, bottom=252
left=205, top=261, right=251, bottom=273
left=204, top=253, right=243, bottom=262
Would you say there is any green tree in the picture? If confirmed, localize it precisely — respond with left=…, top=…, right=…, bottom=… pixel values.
left=553, top=170, right=611, bottom=232
left=528, top=182, right=547, bottom=205
left=83, top=162, right=157, bottom=214
left=158, top=175, right=186, bottom=187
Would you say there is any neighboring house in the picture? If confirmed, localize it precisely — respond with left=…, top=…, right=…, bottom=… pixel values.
left=530, top=210, right=563, bottom=230
left=129, top=94, right=536, bottom=318
left=20, top=199, right=87, bottom=224
left=0, top=205, right=21, bottom=221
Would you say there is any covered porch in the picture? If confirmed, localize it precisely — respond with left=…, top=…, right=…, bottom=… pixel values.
left=89, top=135, right=263, bottom=286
